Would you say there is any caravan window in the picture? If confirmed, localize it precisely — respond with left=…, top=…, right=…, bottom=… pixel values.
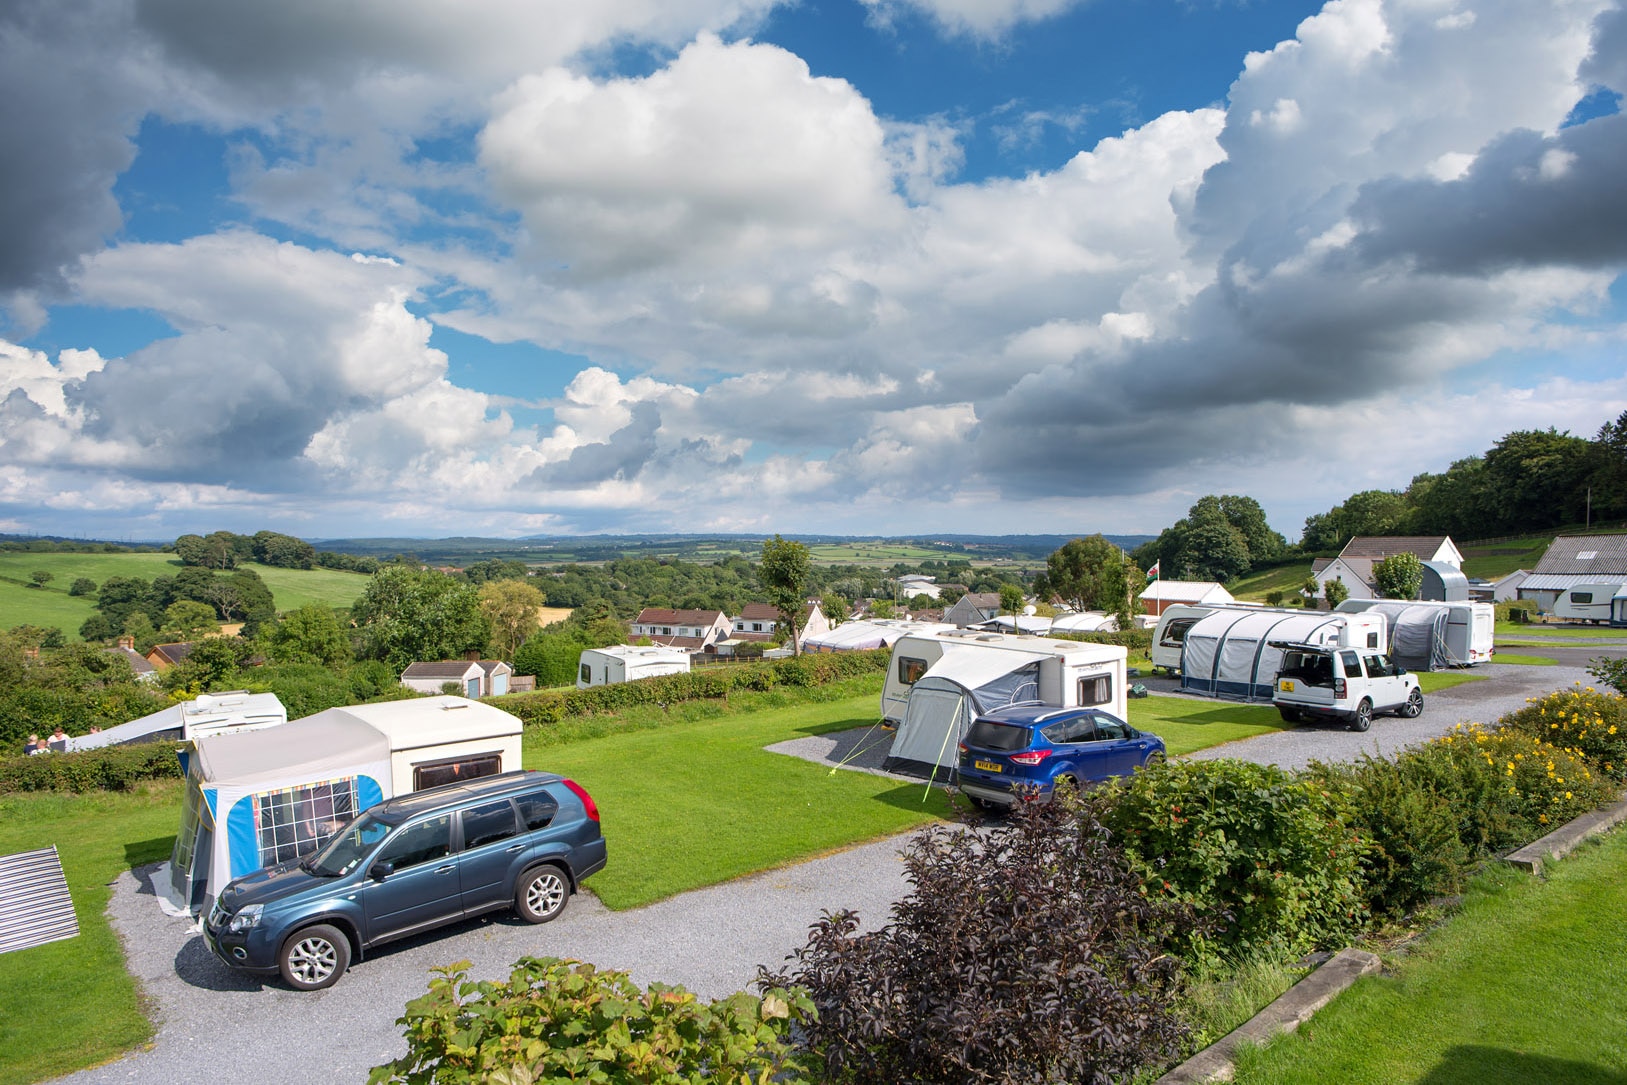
left=254, top=777, right=360, bottom=867
left=898, top=657, right=928, bottom=685
left=1573, top=592, right=1593, bottom=604
left=413, top=753, right=502, bottom=791
left=579, top=663, right=592, bottom=684
left=1078, top=674, right=1113, bottom=707
left=1160, top=618, right=1197, bottom=647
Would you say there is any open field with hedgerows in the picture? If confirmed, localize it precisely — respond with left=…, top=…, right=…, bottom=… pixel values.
left=0, top=553, right=372, bottom=641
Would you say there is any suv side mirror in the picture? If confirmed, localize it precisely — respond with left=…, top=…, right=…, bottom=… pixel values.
left=368, top=861, right=394, bottom=881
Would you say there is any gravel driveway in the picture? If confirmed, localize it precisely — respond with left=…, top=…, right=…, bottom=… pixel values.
left=60, top=643, right=1626, bottom=1084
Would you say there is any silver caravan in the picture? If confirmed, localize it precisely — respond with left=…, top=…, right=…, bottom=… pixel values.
left=1178, top=610, right=1388, bottom=701
left=1334, top=599, right=1495, bottom=667
left=576, top=645, right=692, bottom=689
left=64, top=691, right=288, bottom=752
left=1150, top=602, right=1277, bottom=674
left=880, top=630, right=1128, bottom=778
left=1551, top=582, right=1627, bottom=625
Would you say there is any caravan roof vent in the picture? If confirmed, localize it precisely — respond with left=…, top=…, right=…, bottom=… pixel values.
left=977, top=635, right=1001, bottom=642
left=440, top=702, right=470, bottom=711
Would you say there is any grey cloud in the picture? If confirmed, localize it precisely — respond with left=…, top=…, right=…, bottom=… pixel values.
left=529, top=402, right=663, bottom=486
left=0, top=0, right=145, bottom=293
left=1582, top=3, right=1627, bottom=95
left=1349, top=116, right=1627, bottom=275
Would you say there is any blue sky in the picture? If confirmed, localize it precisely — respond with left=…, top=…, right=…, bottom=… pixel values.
left=2, top=0, right=1626, bottom=543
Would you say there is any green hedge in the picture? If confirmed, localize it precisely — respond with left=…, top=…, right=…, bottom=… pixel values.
left=1049, top=627, right=1154, bottom=652
left=0, top=742, right=186, bottom=794
left=489, top=650, right=891, bottom=727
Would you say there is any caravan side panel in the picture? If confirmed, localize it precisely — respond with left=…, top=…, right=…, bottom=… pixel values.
left=1554, top=583, right=1625, bottom=624
left=881, top=637, right=946, bottom=724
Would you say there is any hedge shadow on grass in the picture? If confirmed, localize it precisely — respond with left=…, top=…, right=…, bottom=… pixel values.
left=1417, top=1046, right=1627, bottom=1085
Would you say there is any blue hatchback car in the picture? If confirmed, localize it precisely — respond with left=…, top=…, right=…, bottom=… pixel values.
left=203, top=770, right=605, bottom=990
left=957, top=703, right=1166, bottom=807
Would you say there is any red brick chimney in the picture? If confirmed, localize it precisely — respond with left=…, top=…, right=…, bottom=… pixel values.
left=117, top=635, right=136, bottom=650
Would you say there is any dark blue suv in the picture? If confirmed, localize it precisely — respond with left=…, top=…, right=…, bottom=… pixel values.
left=203, top=770, right=606, bottom=990
left=957, top=704, right=1165, bottom=808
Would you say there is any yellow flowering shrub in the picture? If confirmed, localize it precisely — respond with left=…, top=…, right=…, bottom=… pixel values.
left=1499, top=685, right=1627, bottom=782
left=1419, top=723, right=1614, bottom=847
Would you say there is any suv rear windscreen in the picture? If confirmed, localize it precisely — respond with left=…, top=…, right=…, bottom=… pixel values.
left=965, top=721, right=1032, bottom=751
left=1279, top=651, right=1335, bottom=686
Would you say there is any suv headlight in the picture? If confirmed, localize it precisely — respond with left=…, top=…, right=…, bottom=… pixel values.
left=226, top=904, right=263, bottom=933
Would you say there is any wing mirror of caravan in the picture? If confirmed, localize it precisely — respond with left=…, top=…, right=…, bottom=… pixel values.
left=367, top=861, right=394, bottom=881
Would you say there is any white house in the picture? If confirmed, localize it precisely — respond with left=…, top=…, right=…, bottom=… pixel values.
left=631, top=608, right=732, bottom=650
left=400, top=659, right=514, bottom=698
left=731, top=603, right=783, bottom=642
left=1312, top=536, right=1465, bottom=602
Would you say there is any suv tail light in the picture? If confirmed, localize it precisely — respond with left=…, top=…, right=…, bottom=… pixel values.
left=957, top=742, right=968, bottom=754
left=1333, top=676, right=1346, bottom=698
left=562, top=778, right=599, bottom=822
left=1008, top=749, right=1052, bottom=766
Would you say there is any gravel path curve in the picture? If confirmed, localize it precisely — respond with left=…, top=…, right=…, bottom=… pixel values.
left=61, top=644, right=1625, bottom=1084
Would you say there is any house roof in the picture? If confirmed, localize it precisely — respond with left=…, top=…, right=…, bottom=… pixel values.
left=954, top=593, right=1001, bottom=609
left=475, top=660, right=513, bottom=676
left=147, top=642, right=194, bottom=665
left=634, top=608, right=727, bottom=626
left=649, top=635, right=709, bottom=650
left=1338, top=536, right=1452, bottom=560
left=105, top=645, right=156, bottom=675
left=737, top=603, right=779, bottom=621
left=1138, top=580, right=1232, bottom=604
left=1531, top=534, right=1627, bottom=576
left=401, top=661, right=481, bottom=680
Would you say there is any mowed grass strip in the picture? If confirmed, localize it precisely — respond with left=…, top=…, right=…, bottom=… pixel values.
left=0, top=782, right=183, bottom=1085
left=1125, top=695, right=1291, bottom=757
left=1232, top=828, right=1627, bottom=1084
left=530, top=691, right=950, bottom=910
left=1416, top=671, right=1487, bottom=693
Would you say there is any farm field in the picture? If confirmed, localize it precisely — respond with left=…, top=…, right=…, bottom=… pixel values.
left=0, top=553, right=372, bottom=639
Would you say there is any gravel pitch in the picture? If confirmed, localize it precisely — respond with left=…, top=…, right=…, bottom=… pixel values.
left=62, top=644, right=1626, bottom=1084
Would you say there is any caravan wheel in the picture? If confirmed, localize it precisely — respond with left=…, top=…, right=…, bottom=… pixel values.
left=279, top=924, right=350, bottom=991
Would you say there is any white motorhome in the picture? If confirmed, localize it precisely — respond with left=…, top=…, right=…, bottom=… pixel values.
left=576, top=645, right=692, bottom=689
left=880, top=630, right=1128, bottom=778
left=1551, top=582, right=1627, bottom=625
left=64, top=691, right=288, bottom=752
left=1334, top=599, right=1495, bottom=667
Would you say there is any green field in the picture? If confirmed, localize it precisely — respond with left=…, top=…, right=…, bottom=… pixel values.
left=805, top=542, right=979, bottom=565
left=1458, top=536, right=1554, bottom=581
left=0, top=553, right=371, bottom=639
left=1226, top=563, right=1316, bottom=601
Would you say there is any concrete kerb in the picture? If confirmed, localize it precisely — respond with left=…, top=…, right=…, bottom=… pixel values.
left=1503, top=792, right=1627, bottom=875
left=1155, top=947, right=1383, bottom=1084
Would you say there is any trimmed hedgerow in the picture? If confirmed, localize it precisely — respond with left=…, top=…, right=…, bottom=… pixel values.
left=1050, top=627, right=1154, bottom=653
left=489, top=650, right=890, bottom=727
left=1500, top=685, right=1627, bottom=781
left=1097, top=758, right=1368, bottom=959
left=0, top=742, right=185, bottom=794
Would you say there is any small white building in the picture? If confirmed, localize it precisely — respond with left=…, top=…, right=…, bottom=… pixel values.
left=400, top=659, right=514, bottom=698
left=1136, top=580, right=1234, bottom=617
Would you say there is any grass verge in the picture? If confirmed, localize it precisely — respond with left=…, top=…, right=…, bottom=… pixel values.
left=1125, top=695, right=1291, bottom=757
left=1231, top=828, right=1627, bottom=1083
left=1416, top=671, right=1486, bottom=694
left=0, top=782, right=183, bottom=1085
left=1481, top=652, right=1557, bottom=666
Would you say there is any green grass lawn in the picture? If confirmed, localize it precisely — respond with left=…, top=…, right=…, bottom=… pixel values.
left=1126, top=695, right=1291, bottom=756
left=1482, top=652, right=1556, bottom=666
left=1224, top=563, right=1316, bottom=601
left=1416, top=671, right=1487, bottom=693
left=530, top=690, right=951, bottom=909
left=1497, top=620, right=1627, bottom=639
left=1232, top=828, right=1627, bottom=1084
left=0, top=782, right=183, bottom=1085
left=0, top=553, right=370, bottom=639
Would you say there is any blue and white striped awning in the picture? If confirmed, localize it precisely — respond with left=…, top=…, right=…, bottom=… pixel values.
left=0, top=846, right=79, bottom=955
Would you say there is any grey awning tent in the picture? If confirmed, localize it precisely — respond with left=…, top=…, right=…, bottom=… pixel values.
left=883, top=646, right=1042, bottom=778
left=1421, top=562, right=1469, bottom=602
left=1179, top=610, right=1346, bottom=701
left=1347, top=601, right=1454, bottom=670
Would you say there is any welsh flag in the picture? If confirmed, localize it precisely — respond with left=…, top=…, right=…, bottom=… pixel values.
left=1146, top=560, right=1160, bottom=582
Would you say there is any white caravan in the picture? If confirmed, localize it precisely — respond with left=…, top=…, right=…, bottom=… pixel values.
left=1334, top=599, right=1495, bottom=667
left=576, top=645, right=692, bottom=689
left=880, top=630, right=1128, bottom=778
left=1551, top=582, right=1627, bottom=625
left=65, top=691, right=288, bottom=752
left=1177, top=609, right=1389, bottom=701
left=1150, top=603, right=1276, bottom=674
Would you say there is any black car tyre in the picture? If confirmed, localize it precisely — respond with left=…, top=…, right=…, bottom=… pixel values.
left=278, top=924, right=349, bottom=991
left=1400, top=688, right=1424, bottom=718
left=1144, top=751, right=1167, bottom=767
left=1350, top=699, right=1373, bottom=733
left=1278, top=707, right=1302, bottom=724
left=515, top=864, right=570, bottom=924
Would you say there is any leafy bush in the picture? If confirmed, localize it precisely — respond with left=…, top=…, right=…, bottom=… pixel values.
left=1496, top=599, right=1539, bottom=622
left=1586, top=657, right=1627, bottom=697
left=768, top=795, right=1191, bottom=1085
left=1306, top=754, right=1474, bottom=918
left=1050, top=626, right=1153, bottom=652
left=1419, top=724, right=1615, bottom=848
left=0, top=742, right=185, bottom=793
left=1500, top=685, right=1627, bottom=781
left=369, top=957, right=812, bottom=1085
left=1098, top=758, right=1368, bottom=958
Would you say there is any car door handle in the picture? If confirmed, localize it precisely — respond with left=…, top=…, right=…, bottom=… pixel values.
left=434, top=865, right=455, bottom=874
left=505, top=844, right=524, bottom=853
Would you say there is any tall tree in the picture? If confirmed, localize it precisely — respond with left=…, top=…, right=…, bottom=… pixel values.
left=353, top=566, right=490, bottom=671
left=1045, top=536, right=1130, bottom=619
left=760, top=535, right=812, bottom=656
left=1372, top=552, right=1425, bottom=600
left=479, top=579, right=547, bottom=660
left=260, top=605, right=353, bottom=666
